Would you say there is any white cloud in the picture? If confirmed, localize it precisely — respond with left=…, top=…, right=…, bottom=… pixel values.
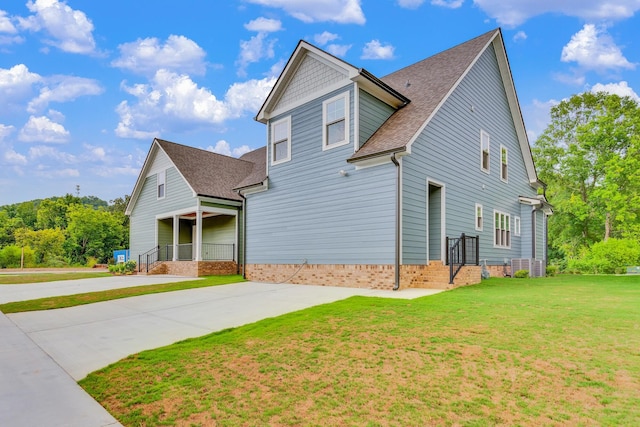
left=0, top=10, right=18, bottom=33
left=561, top=24, right=635, bottom=72
left=473, top=0, right=640, bottom=27
left=314, top=31, right=339, bottom=46
left=0, top=64, right=41, bottom=102
left=591, top=81, right=640, bottom=102
left=361, top=40, right=395, bottom=60
left=326, top=44, right=352, bottom=57
left=17, top=0, right=96, bottom=54
left=0, top=124, right=16, bottom=141
left=27, top=75, right=103, bottom=113
left=431, top=0, right=464, bottom=9
left=19, top=115, right=69, bottom=143
left=246, top=0, right=365, bottom=24
left=111, top=35, right=207, bottom=76
left=207, top=140, right=252, bottom=157
left=397, top=0, right=425, bottom=8
left=115, top=70, right=276, bottom=139
left=513, top=31, right=527, bottom=42
left=244, top=17, right=282, bottom=32
left=237, top=32, right=277, bottom=77
left=4, top=148, right=27, bottom=165
left=28, top=144, right=76, bottom=163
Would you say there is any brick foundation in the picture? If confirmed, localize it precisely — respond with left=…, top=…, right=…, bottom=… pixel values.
left=485, top=264, right=511, bottom=278
left=246, top=262, right=482, bottom=290
left=147, top=261, right=238, bottom=277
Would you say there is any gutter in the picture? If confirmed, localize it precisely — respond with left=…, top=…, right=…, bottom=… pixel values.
left=236, top=191, right=247, bottom=278
left=390, top=153, right=401, bottom=290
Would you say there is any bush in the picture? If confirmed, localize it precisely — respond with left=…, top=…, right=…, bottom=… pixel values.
left=514, top=269, right=529, bottom=278
left=0, top=245, right=35, bottom=268
left=568, top=238, right=640, bottom=274
left=86, top=256, right=98, bottom=268
left=545, top=264, right=559, bottom=277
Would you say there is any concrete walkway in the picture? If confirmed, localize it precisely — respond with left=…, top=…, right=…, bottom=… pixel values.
left=0, top=274, right=200, bottom=304
left=1, top=277, right=442, bottom=426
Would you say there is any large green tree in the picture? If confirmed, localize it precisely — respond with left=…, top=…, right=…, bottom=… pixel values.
left=533, top=92, right=640, bottom=259
left=64, top=205, right=126, bottom=264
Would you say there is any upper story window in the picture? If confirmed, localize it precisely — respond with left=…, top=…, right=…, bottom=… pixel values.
left=157, top=170, right=166, bottom=200
left=475, top=203, right=483, bottom=231
left=494, top=210, right=510, bottom=248
left=271, top=116, right=291, bottom=165
left=480, top=130, right=490, bottom=173
left=323, top=93, right=349, bottom=150
left=500, top=145, right=508, bottom=182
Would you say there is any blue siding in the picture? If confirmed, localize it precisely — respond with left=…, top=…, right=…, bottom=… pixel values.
left=520, top=205, right=533, bottom=258
left=402, top=44, right=538, bottom=265
left=359, top=89, right=395, bottom=148
left=247, top=85, right=397, bottom=264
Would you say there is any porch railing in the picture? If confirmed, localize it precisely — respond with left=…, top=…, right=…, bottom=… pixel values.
left=138, top=243, right=235, bottom=269
left=446, top=233, right=479, bottom=284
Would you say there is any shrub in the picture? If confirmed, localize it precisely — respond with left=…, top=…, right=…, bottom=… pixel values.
left=0, top=245, right=35, bottom=268
left=545, top=264, right=559, bottom=277
left=124, top=260, right=137, bottom=273
left=568, top=238, right=640, bottom=274
left=86, top=256, right=98, bottom=268
left=514, top=269, right=529, bottom=278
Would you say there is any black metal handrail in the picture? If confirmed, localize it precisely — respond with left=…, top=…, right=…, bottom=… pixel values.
left=138, top=243, right=235, bottom=271
left=446, top=233, right=479, bottom=284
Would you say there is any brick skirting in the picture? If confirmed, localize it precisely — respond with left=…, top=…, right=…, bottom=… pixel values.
left=246, top=263, right=482, bottom=290
left=148, top=261, right=238, bottom=277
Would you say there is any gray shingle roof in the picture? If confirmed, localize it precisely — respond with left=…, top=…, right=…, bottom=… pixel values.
left=349, top=29, right=498, bottom=161
left=155, top=139, right=264, bottom=201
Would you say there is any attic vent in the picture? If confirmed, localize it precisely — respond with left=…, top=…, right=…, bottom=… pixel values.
left=405, top=80, right=411, bottom=88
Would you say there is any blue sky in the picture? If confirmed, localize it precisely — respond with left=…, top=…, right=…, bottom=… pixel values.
left=1, top=0, right=638, bottom=205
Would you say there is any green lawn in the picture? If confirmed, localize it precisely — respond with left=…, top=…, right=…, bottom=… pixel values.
left=80, top=275, right=640, bottom=426
left=0, top=271, right=111, bottom=285
left=0, top=275, right=245, bottom=313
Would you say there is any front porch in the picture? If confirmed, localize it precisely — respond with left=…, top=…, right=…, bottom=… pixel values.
left=139, top=204, right=242, bottom=276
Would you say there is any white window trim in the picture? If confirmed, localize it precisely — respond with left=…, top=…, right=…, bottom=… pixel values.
left=514, top=216, right=521, bottom=237
left=271, top=116, right=291, bottom=166
left=500, top=144, right=508, bottom=182
left=157, top=170, right=166, bottom=200
left=475, top=203, right=483, bottom=232
left=322, top=92, right=350, bottom=151
left=493, top=210, right=511, bottom=249
left=480, top=129, right=490, bottom=173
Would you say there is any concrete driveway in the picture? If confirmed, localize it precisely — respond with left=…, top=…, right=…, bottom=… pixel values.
left=1, top=276, right=442, bottom=426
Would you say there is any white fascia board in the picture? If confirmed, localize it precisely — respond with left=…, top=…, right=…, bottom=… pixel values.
left=256, top=41, right=359, bottom=123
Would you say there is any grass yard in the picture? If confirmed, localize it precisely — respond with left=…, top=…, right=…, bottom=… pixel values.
left=80, top=275, right=640, bottom=426
left=0, top=271, right=111, bottom=285
left=0, top=275, right=245, bottom=313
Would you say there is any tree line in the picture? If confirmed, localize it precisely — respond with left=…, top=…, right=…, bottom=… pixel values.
left=0, top=194, right=130, bottom=268
left=533, top=92, right=640, bottom=273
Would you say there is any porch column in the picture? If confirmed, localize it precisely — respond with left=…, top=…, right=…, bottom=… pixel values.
left=172, top=214, right=179, bottom=261
left=195, top=210, right=203, bottom=261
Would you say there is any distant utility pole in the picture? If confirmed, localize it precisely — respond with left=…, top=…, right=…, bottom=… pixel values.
left=76, top=184, right=80, bottom=197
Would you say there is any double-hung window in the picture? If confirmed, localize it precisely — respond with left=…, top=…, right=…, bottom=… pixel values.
left=323, top=93, right=349, bottom=150
left=157, top=170, right=166, bottom=200
left=494, top=210, right=510, bottom=248
left=480, top=130, right=490, bottom=172
left=271, top=117, right=291, bottom=165
left=475, top=203, right=483, bottom=231
left=500, top=145, right=508, bottom=182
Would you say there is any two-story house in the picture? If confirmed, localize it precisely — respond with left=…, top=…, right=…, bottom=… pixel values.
left=126, top=28, right=551, bottom=289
